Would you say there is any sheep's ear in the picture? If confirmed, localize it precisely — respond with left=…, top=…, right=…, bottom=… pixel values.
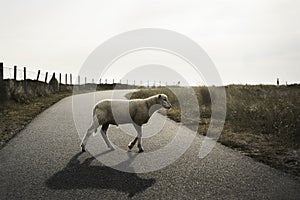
left=158, top=94, right=161, bottom=98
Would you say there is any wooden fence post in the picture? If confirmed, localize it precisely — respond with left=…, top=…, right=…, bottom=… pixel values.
left=37, top=70, right=40, bottom=81
left=0, top=62, right=4, bottom=101
left=0, top=63, right=3, bottom=82
left=92, top=78, right=94, bottom=84
left=85, top=77, right=87, bottom=85
left=23, top=67, right=27, bottom=92
left=23, top=67, right=26, bottom=80
left=45, top=72, right=48, bottom=83
left=14, top=65, right=17, bottom=80
left=78, top=76, right=80, bottom=85
left=70, top=74, right=72, bottom=85
left=65, top=73, right=67, bottom=85
left=59, top=73, right=61, bottom=85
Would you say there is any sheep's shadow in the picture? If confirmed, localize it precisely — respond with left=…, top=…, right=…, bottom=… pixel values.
left=45, top=151, right=155, bottom=197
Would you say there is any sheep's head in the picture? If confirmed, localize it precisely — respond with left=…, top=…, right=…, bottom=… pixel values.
left=157, top=94, right=172, bottom=109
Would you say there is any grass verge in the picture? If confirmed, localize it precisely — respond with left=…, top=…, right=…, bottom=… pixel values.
left=130, top=85, right=300, bottom=178
left=0, top=91, right=72, bottom=148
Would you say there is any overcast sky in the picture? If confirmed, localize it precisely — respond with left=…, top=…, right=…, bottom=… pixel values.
left=0, top=0, right=299, bottom=85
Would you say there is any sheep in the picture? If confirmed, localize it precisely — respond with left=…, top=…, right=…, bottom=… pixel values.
left=80, top=94, right=172, bottom=153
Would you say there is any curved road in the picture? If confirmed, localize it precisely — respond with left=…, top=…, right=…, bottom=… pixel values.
left=0, top=90, right=299, bottom=199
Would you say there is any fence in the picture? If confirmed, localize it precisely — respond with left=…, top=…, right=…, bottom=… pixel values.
left=0, top=62, right=183, bottom=102
left=2, top=65, right=98, bottom=85
left=2, top=65, right=73, bottom=85
left=1, top=63, right=178, bottom=87
left=0, top=63, right=77, bottom=102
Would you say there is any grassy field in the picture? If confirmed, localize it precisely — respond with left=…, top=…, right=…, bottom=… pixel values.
left=1, top=85, right=299, bottom=177
left=0, top=91, right=72, bottom=148
left=130, top=85, right=300, bottom=178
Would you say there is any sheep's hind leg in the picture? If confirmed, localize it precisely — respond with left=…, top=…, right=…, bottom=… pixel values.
left=100, top=123, right=114, bottom=149
left=81, top=124, right=96, bottom=152
left=134, top=125, right=144, bottom=153
left=128, top=137, right=138, bottom=151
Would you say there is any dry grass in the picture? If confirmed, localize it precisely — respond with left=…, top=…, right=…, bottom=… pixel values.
left=130, top=85, right=300, bottom=178
left=0, top=91, right=72, bottom=148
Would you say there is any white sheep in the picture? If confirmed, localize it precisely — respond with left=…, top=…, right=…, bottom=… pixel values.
left=80, top=94, right=172, bottom=153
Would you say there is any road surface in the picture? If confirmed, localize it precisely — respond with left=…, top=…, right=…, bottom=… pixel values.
left=0, top=90, right=299, bottom=199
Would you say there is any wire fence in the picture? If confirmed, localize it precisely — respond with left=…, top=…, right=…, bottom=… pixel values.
left=3, top=67, right=36, bottom=81
left=1, top=64, right=180, bottom=87
left=3, top=66, right=74, bottom=84
left=0, top=62, right=183, bottom=103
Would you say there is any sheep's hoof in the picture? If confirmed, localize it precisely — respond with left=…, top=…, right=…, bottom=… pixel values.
left=81, top=144, right=86, bottom=152
left=128, top=144, right=134, bottom=150
left=138, top=148, right=144, bottom=153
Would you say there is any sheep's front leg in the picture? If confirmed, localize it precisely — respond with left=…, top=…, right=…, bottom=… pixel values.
left=100, top=123, right=114, bottom=149
left=81, top=125, right=95, bottom=152
left=135, top=124, right=144, bottom=153
left=128, top=124, right=143, bottom=152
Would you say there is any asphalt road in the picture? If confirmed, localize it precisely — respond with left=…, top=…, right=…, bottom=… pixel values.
left=0, top=90, right=299, bottom=200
